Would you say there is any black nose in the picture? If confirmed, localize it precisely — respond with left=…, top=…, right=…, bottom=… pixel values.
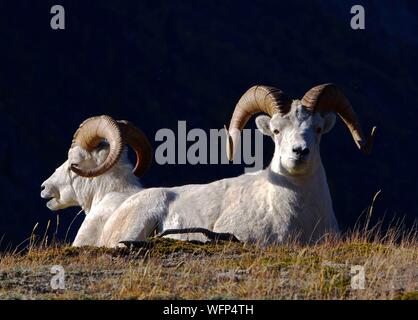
left=293, top=146, right=310, bottom=157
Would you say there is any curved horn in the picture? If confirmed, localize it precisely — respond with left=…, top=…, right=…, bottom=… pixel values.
left=301, top=83, right=376, bottom=155
left=225, top=85, right=292, bottom=161
left=117, top=120, right=153, bottom=177
left=70, top=115, right=124, bottom=177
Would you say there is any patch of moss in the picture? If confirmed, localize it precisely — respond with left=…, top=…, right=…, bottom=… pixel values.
left=25, top=247, right=63, bottom=261
left=394, top=291, right=418, bottom=300
left=25, top=245, right=132, bottom=263
left=145, top=238, right=243, bottom=256
left=318, top=266, right=351, bottom=297
left=60, top=246, right=81, bottom=257
left=330, top=242, right=388, bottom=262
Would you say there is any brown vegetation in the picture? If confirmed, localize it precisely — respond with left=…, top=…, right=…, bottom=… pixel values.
left=0, top=226, right=416, bottom=300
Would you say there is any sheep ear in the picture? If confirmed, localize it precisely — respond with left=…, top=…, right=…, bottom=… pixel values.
left=68, top=146, right=89, bottom=164
left=255, top=115, right=273, bottom=136
left=322, top=113, right=336, bottom=134
left=255, top=115, right=273, bottom=137
left=95, top=145, right=112, bottom=164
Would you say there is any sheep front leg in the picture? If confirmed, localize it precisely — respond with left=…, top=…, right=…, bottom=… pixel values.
left=100, top=189, right=170, bottom=248
left=72, top=214, right=102, bottom=247
left=101, top=211, right=158, bottom=248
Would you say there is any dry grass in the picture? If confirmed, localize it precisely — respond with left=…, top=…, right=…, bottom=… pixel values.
left=0, top=225, right=417, bottom=300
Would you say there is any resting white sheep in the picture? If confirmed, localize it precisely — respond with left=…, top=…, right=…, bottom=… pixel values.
left=41, top=116, right=153, bottom=246
left=41, top=84, right=376, bottom=247
left=97, top=84, right=376, bottom=247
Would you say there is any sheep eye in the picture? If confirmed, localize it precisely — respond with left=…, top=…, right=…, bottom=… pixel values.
left=316, top=127, right=322, bottom=134
left=273, top=129, right=280, bottom=135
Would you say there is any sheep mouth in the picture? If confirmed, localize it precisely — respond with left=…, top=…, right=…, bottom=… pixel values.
left=280, top=157, right=312, bottom=176
left=41, top=192, right=59, bottom=210
left=45, top=198, right=60, bottom=210
left=284, top=158, right=309, bottom=168
left=292, top=158, right=308, bottom=166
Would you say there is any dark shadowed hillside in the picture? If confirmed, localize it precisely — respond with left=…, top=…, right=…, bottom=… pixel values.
left=0, top=0, right=417, bottom=248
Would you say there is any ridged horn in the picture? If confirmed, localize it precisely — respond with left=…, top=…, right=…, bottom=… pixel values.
left=301, top=83, right=376, bottom=155
left=225, top=85, right=292, bottom=161
left=70, top=115, right=124, bottom=177
left=117, top=120, right=153, bottom=177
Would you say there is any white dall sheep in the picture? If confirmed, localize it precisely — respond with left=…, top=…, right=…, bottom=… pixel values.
left=97, top=84, right=376, bottom=247
left=41, top=116, right=153, bottom=246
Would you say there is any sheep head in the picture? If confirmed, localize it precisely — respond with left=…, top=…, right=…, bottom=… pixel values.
left=41, top=160, right=78, bottom=210
left=225, top=84, right=376, bottom=176
left=69, top=115, right=152, bottom=177
left=41, top=115, right=152, bottom=211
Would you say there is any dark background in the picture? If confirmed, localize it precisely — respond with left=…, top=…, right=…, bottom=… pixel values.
left=0, top=0, right=417, bottom=249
